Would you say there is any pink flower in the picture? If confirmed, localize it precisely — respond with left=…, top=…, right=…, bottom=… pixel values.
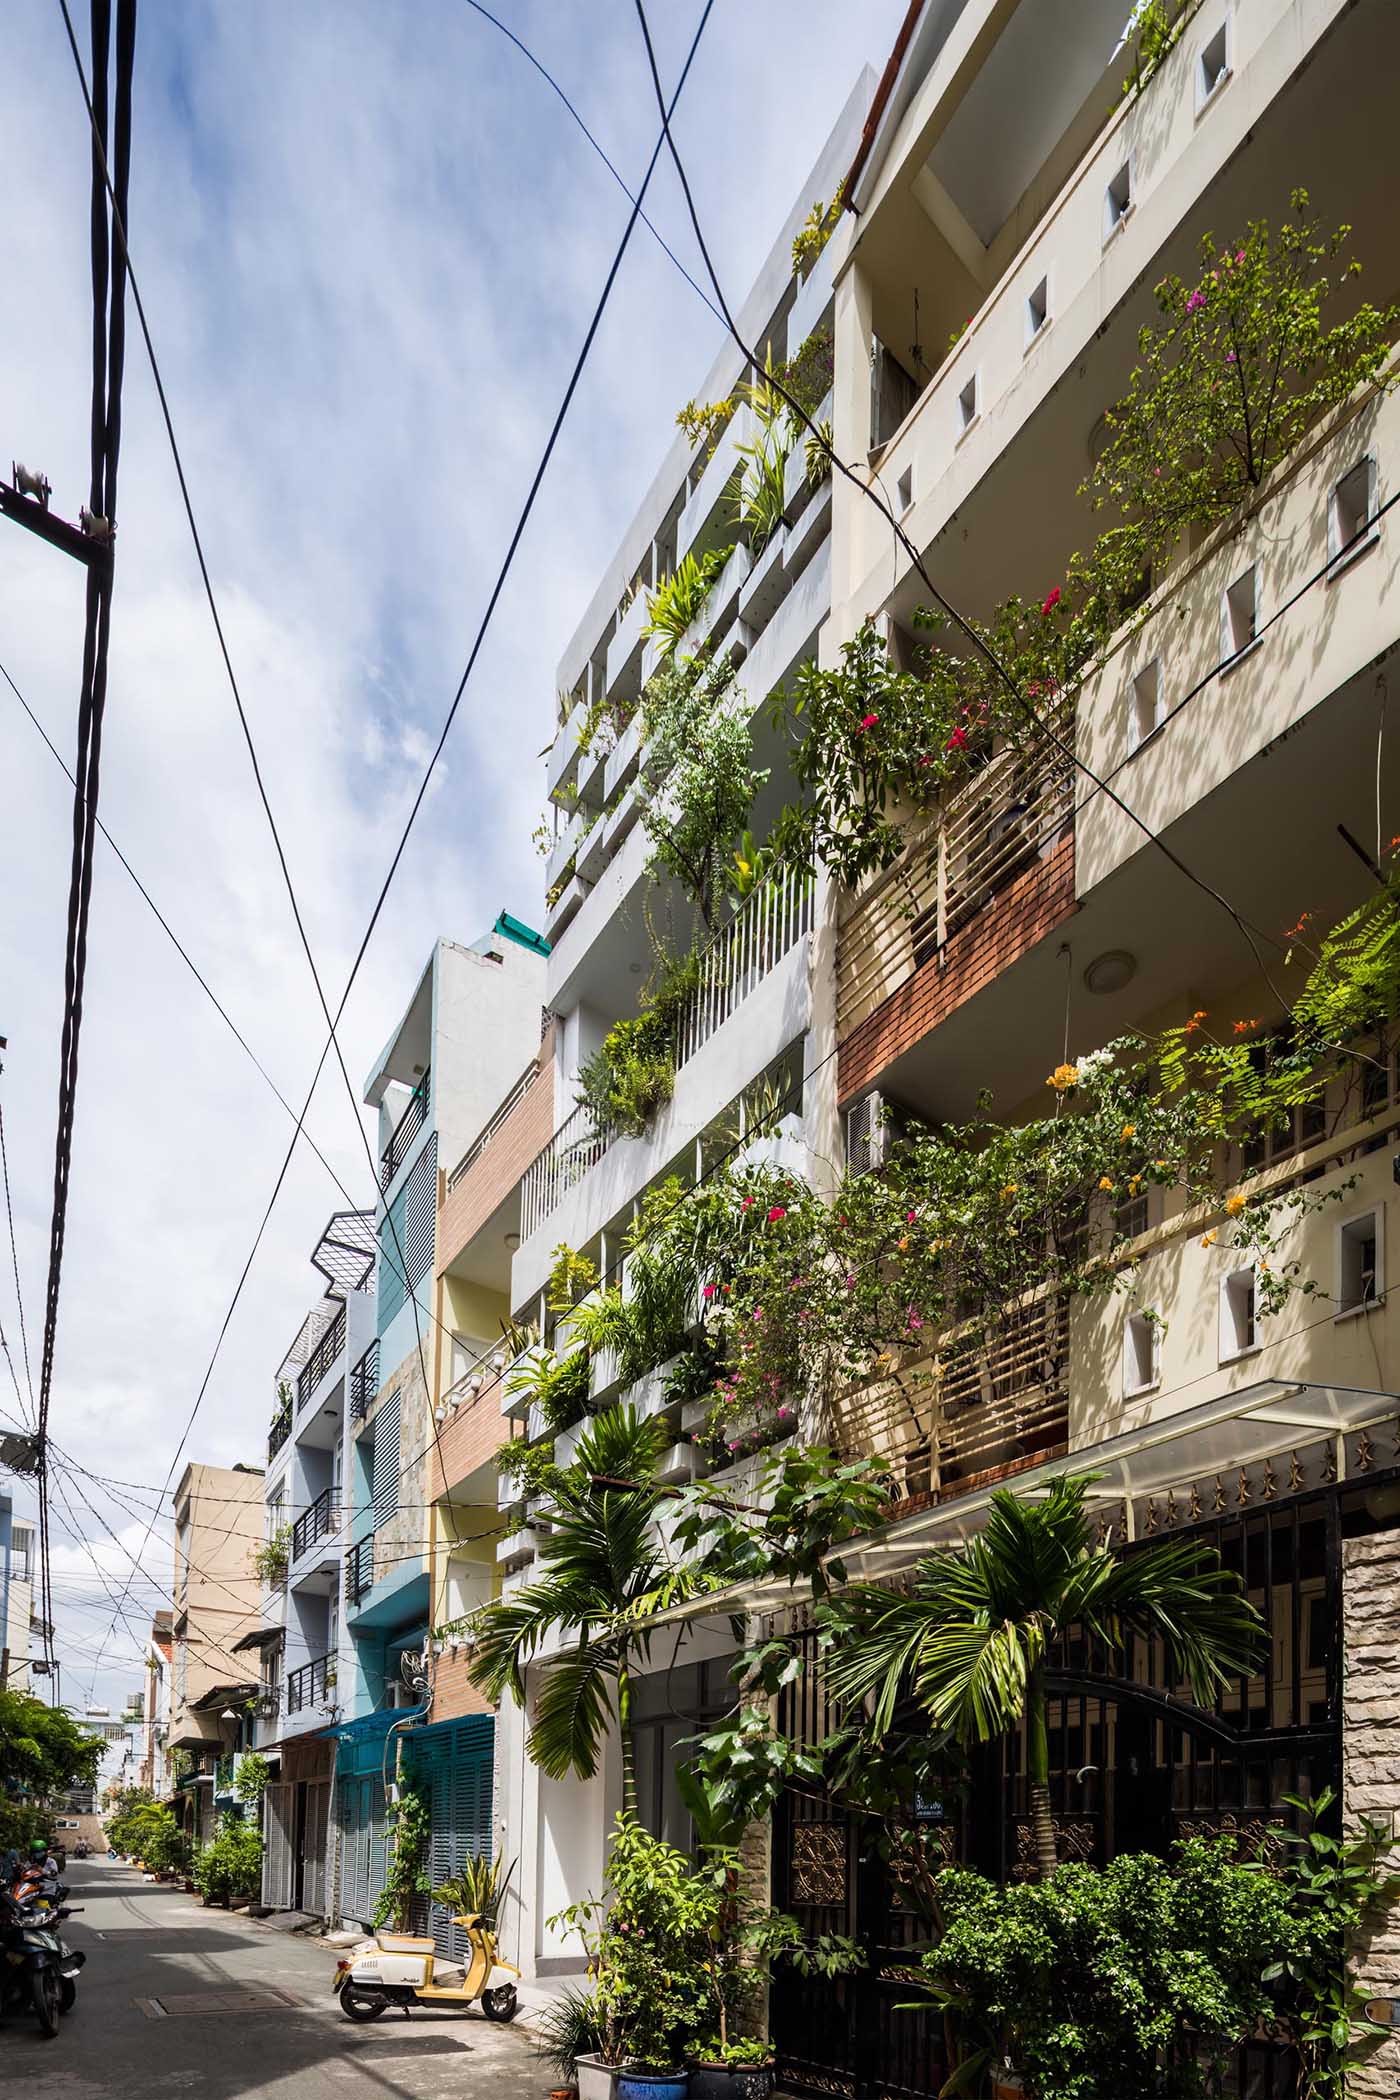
left=945, top=726, right=969, bottom=752
left=1235, top=249, right=1245, bottom=263
left=1185, top=288, right=1206, bottom=314
left=858, top=712, right=879, bottom=731
left=918, top=753, right=935, bottom=767
left=777, top=1407, right=791, bottom=1420
left=906, top=1209, right=916, bottom=1222
left=767, top=1205, right=787, bottom=1222
left=702, top=1283, right=717, bottom=1300
left=1041, top=585, right=1062, bottom=615
left=741, top=1196, right=755, bottom=1210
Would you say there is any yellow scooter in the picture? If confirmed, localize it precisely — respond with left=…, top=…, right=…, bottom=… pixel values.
left=334, top=1911, right=519, bottom=2022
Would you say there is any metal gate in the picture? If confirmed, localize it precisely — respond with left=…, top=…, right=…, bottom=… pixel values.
left=301, top=1778, right=330, bottom=1914
left=402, top=1716, right=494, bottom=1964
left=770, top=1488, right=1346, bottom=2100
left=336, top=1773, right=389, bottom=1927
left=262, top=1782, right=296, bottom=1911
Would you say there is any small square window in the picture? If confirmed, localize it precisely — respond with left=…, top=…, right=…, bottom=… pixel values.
left=1127, top=659, right=1164, bottom=751
left=1196, top=22, right=1230, bottom=110
left=1329, top=457, right=1377, bottom=568
left=896, top=465, right=914, bottom=513
left=1221, top=565, right=1258, bottom=663
left=957, top=374, right=979, bottom=434
left=1123, top=1310, right=1158, bottom=1397
left=1104, top=161, right=1133, bottom=241
left=1219, top=1265, right=1258, bottom=1362
left=1025, top=277, right=1049, bottom=347
left=1337, top=1209, right=1383, bottom=1317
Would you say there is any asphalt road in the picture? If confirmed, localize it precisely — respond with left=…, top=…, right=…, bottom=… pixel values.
left=7, top=1857, right=547, bottom=2100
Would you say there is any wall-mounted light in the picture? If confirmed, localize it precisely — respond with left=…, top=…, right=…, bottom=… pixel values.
left=1083, top=949, right=1137, bottom=996
left=505, top=1231, right=520, bottom=1250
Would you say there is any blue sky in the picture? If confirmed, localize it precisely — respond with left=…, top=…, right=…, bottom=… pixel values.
left=0, top=0, right=905, bottom=1711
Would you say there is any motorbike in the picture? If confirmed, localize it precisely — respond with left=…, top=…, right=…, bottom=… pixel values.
left=0, top=1890, right=85, bottom=2036
left=334, top=1910, right=519, bottom=2023
left=73, top=1840, right=90, bottom=1860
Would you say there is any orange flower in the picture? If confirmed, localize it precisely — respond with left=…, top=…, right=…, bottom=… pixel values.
left=1225, top=1193, right=1246, bottom=1216
left=1120, top=1122, right=1136, bottom=1140
left=897, top=1236, right=910, bottom=1252
left=1283, top=909, right=1312, bottom=938
left=1193, top=1010, right=1209, bottom=1021
left=1201, top=1231, right=1217, bottom=1248
left=1098, top=1177, right=1115, bottom=1192
left=1154, top=1158, right=1168, bottom=1170
left=1047, top=1062, right=1079, bottom=1091
left=1232, top=1018, right=1259, bottom=1036
left=1128, top=1176, right=1141, bottom=1196
left=1001, top=1184, right=1019, bottom=1201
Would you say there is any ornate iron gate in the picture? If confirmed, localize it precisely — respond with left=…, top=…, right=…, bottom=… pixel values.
left=770, top=1487, right=1346, bottom=2100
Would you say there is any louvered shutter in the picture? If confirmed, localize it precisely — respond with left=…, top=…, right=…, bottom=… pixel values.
left=372, top=1390, right=401, bottom=1531
left=405, top=1718, right=494, bottom=1962
left=263, top=1782, right=295, bottom=1909
left=303, top=1781, right=329, bottom=1915
left=377, top=1137, right=436, bottom=1336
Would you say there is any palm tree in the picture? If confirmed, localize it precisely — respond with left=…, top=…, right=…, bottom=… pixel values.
left=825, top=1473, right=1265, bottom=1880
left=468, top=1405, right=706, bottom=1814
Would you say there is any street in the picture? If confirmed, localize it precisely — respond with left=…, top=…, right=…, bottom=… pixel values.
left=12, top=1859, right=544, bottom=2099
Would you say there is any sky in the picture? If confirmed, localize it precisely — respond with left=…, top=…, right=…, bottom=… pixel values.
left=0, top=0, right=905, bottom=1713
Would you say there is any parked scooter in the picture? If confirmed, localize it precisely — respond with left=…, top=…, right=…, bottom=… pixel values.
left=0, top=1888, right=85, bottom=2036
left=334, top=1911, right=519, bottom=2023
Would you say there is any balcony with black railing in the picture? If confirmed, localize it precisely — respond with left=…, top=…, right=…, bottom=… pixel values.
left=296, top=1302, right=346, bottom=1410
left=268, top=1402, right=292, bottom=1461
left=346, top=1532, right=375, bottom=1605
left=285, top=1652, right=334, bottom=1714
left=380, top=1066, right=430, bottom=1189
left=350, top=1340, right=379, bottom=1422
left=290, top=1487, right=340, bottom=1566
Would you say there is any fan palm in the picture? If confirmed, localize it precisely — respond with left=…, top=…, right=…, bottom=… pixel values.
left=825, top=1474, right=1265, bottom=1880
left=469, top=1405, right=709, bottom=1810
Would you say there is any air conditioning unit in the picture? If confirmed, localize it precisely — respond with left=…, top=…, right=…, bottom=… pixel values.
left=846, top=1091, right=889, bottom=1175
left=383, top=1679, right=420, bottom=1711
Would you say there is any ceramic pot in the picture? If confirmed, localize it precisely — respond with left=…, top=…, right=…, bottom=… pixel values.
left=619, top=2072, right=688, bottom=2100
left=687, top=2068, right=735, bottom=2100
left=732, top=2071, right=773, bottom=2100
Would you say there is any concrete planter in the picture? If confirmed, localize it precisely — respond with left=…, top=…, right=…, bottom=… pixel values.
left=576, top=2054, right=622, bottom=2100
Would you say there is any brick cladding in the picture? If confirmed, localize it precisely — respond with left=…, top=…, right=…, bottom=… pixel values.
left=429, top=1647, right=494, bottom=1724
left=436, top=1026, right=556, bottom=1274
left=837, top=835, right=1076, bottom=1106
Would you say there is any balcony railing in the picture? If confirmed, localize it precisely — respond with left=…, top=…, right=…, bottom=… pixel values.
left=290, top=1487, right=340, bottom=1565
left=676, top=866, right=813, bottom=1069
left=268, top=1405, right=292, bottom=1461
left=521, top=868, right=813, bottom=1238
left=346, top=1533, right=374, bottom=1604
left=837, top=705, right=1075, bottom=1040
left=380, top=1066, right=430, bottom=1189
left=833, top=1292, right=1070, bottom=1510
left=350, top=1340, right=379, bottom=1422
left=296, top=1302, right=345, bottom=1410
left=286, top=1652, right=334, bottom=1714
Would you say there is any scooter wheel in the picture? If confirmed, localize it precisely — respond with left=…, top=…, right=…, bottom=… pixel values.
left=58, top=1977, right=77, bottom=2015
left=340, top=1986, right=388, bottom=2023
left=481, top=1984, right=518, bottom=2022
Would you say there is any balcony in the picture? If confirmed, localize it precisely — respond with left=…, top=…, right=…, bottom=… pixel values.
left=268, top=1401, right=292, bottom=1462
left=290, top=1488, right=340, bottom=1569
left=350, top=1340, right=379, bottom=1423
left=837, top=701, right=1075, bottom=1044
left=380, top=1066, right=430, bottom=1190
left=346, top=1533, right=374, bottom=1605
left=296, top=1302, right=345, bottom=1411
left=285, top=1652, right=334, bottom=1715
left=518, top=867, right=813, bottom=1287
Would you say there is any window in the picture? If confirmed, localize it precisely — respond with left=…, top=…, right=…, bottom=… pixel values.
left=1196, top=21, right=1230, bottom=111
left=1104, top=161, right=1133, bottom=241
left=1123, top=1310, right=1159, bottom=1396
left=1025, top=276, right=1049, bottom=347
left=1115, top=1184, right=1156, bottom=1242
left=1221, top=564, right=1258, bottom=663
left=1219, top=1265, right=1258, bottom=1361
left=896, top=465, right=914, bottom=513
left=1337, top=1208, right=1383, bottom=1317
left=1328, top=456, right=1377, bottom=569
left=957, top=373, right=979, bottom=435
left=1127, top=659, right=1164, bottom=751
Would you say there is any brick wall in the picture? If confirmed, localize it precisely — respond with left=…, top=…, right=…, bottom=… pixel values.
left=428, top=1378, right=512, bottom=1502
left=437, top=1027, right=556, bottom=1275
left=429, top=1646, right=493, bottom=1724
left=1343, top=1529, right=1400, bottom=2098
left=837, top=835, right=1076, bottom=1106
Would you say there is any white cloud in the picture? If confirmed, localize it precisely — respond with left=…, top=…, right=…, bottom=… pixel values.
left=0, top=0, right=904, bottom=1704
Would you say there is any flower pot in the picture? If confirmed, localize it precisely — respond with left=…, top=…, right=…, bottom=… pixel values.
left=732, top=2071, right=772, bottom=2100
left=619, top=2073, right=687, bottom=2100
left=688, top=2068, right=736, bottom=2100
left=576, top=2054, right=621, bottom=2100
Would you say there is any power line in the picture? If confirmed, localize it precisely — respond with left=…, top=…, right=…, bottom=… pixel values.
left=0, top=1082, right=36, bottom=1421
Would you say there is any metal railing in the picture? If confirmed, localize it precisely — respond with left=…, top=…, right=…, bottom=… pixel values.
left=380, top=1067, right=430, bottom=1189
left=296, top=1302, right=345, bottom=1409
left=290, top=1487, right=340, bottom=1565
left=268, top=1406, right=292, bottom=1461
left=346, top=1533, right=374, bottom=1604
left=837, top=705, right=1075, bottom=1040
left=446, top=1057, right=542, bottom=1195
left=520, top=867, right=813, bottom=1238
left=676, top=865, right=813, bottom=1069
left=285, top=1652, right=334, bottom=1714
left=350, top=1340, right=379, bottom=1422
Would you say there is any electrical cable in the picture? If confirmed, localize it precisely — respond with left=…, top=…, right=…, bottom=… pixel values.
left=62, top=0, right=717, bottom=1691
left=0, top=1086, right=36, bottom=1421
